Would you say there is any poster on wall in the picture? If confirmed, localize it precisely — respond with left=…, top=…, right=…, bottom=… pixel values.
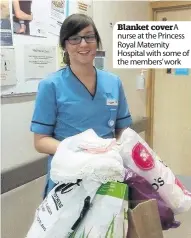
left=69, top=0, right=93, bottom=18
left=12, top=0, right=48, bottom=37
left=0, top=1, right=13, bottom=46
left=24, top=45, right=57, bottom=80
left=0, top=48, right=16, bottom=86
left=49, top=0, right=67, bottom=36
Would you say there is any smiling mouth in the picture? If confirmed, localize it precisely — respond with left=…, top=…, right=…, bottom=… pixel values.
left=78, top=51, right=90, bottom=55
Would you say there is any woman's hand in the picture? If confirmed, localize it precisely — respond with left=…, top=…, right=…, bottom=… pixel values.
left=34, top=134, right=61, bottom=155
left=115, top=128, right=127, bottom=141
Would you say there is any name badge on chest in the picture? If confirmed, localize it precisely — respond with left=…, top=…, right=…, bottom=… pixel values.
left=106, top=99, right=118, bottom=106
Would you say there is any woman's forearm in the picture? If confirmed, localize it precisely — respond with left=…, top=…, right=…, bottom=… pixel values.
left=34, top=135, right=61, bottom=155
left=13, top=1, right=33, bottom=21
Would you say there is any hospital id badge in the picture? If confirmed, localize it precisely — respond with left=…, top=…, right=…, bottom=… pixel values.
left=106, top=99, right=118, bottom=106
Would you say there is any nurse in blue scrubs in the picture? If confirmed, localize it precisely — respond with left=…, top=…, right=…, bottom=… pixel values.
left=30, top=13, right=133, bottom=198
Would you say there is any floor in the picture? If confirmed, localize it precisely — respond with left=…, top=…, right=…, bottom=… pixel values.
left=163, top=175, right=191, bottom=238
left=163, top=210, right=191, bottom=238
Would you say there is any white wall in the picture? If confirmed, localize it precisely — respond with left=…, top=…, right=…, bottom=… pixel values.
left=1, top=96, right=40, bottom=170
left=1, top=1, right=150, bottom=171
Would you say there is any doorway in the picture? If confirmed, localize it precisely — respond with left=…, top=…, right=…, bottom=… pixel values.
left=149, top=5, right=191, bottom=177
left=148, top=3, right=191, bottom=237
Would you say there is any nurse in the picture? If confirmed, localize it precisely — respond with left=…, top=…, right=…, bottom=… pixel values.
left=30, top=13, right=132, bottom=198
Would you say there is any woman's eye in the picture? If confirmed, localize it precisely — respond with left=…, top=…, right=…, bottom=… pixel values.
left=86, top=35, right=95, bottom=39
left=70, top=37, right=80, bottom=41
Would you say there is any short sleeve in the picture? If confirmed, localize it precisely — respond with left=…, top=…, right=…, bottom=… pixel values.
left=115, top=79, right=132, bottom=129
left=30, top=80, right=57, bottom=135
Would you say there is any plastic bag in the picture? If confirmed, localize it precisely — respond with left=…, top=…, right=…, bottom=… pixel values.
left=119, top=128, right=191, bottom=214
left=71, top=182, right=129, bottom=238
left=124, top=167, right=180, bottom=230
left=26, top=180, right=100, bottom=238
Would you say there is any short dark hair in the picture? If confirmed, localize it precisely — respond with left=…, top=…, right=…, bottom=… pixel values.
left=59, top=14, right=102, bottom=65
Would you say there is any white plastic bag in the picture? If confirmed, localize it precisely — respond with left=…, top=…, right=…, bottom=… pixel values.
left=118, top=128, right=191, bottom=214
left=71, top=182, right=129, bottom=238
left=26, top=180, right=100, bottom=238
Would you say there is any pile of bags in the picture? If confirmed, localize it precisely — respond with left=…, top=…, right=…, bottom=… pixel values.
left=26, top=128, right=191, bottom=238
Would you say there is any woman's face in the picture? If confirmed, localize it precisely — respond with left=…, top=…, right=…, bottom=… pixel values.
left=65, top=25, right=97, bottom=65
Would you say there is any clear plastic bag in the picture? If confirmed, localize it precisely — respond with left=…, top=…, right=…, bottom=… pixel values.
left=119, top=128, right=191, bottom=214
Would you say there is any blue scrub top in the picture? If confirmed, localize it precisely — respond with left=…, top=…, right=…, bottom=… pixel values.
left=30, top=66, right=132, bottom=197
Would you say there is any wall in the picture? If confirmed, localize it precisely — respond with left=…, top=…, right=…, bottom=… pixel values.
left=1, top=176, right=46, bottom=238
left=1, top=96, right=40, bottom=170
left=1, top=1, right=150, bottom=171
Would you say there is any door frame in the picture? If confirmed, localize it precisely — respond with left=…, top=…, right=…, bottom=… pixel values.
left=145, top=1, right=191, bottom=148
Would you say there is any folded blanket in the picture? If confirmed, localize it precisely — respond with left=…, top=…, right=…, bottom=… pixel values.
left=50, top=129, right=125, bottom=184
